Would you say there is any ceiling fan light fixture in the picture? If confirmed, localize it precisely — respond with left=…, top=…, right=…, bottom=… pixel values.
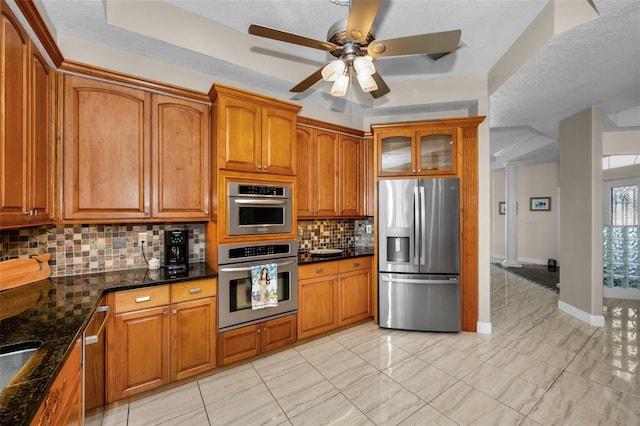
left=331, top=71, right=350, bottom=96
left=356, top=71, right=378, bottom=92
left=321, top=60, right=346, bottom=81
left=353, top=55, right=375, bottom=76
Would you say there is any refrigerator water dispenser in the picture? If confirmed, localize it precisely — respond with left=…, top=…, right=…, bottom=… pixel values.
left=386, top=236, right=409, bottom=262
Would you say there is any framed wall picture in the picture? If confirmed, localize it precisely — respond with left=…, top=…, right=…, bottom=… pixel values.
left=530, top=197, right=551, bottom=211
left=499, top=202, right=506, bottom=215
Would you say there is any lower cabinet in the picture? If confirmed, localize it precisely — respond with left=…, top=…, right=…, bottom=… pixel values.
left=106, top=279, right=217, bottom=403
left=298, top=257, right=372, bottom=340
left=31, top=339, right=82, bottom=426
left=217, top=314, right=297, bottom=366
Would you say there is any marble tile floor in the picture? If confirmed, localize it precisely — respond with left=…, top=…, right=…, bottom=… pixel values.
left=87, top=265, right=639, bottom=425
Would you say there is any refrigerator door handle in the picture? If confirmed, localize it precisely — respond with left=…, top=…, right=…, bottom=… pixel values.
left=380, top=276, right=459, bottom=285
left=419, top=185, right=426, bottom=266
left=413, top=186, right=420, bottom=266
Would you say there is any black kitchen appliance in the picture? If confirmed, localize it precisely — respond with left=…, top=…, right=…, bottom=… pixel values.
left=165, top=229, right=188, bottom=270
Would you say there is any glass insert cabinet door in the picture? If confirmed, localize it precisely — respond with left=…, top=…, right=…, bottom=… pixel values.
left=378, top=128, right=457, bottom=175
left=379, top=131, right=413, bottom=174
left=418, top=130, right=456, bottom=173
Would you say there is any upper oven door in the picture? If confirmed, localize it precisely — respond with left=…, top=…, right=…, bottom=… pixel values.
left=218, top=256, right=298, bottom=331
left=228, top=197, right=291, bottom=235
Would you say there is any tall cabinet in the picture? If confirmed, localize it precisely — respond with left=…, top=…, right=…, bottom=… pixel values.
left=372, top=117, right=485, bottom=332
left=0, top=1, right=52, bottom=228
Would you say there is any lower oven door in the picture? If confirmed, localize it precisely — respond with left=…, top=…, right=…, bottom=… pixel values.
left=218, top=257, right=298, bottom=331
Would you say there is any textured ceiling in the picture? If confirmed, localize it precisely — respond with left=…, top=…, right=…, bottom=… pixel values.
left=24, top=0, right=640, bottom=166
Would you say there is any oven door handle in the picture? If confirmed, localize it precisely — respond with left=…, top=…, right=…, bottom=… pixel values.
left=218, top=259, right=296, bottom=272
left=233, top=199, right=288, bottom=206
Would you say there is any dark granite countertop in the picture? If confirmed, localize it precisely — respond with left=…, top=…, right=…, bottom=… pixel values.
left=0, top=263, right=216, bottom=426
left=298, top=247, right=374, bottom=265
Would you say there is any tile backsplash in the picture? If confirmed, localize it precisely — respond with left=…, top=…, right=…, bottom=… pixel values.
left=0, top=218, right=372, bottom=278
left=297, top=218, right=373, bottom=252
left=0, top=223, right=205, bottom=277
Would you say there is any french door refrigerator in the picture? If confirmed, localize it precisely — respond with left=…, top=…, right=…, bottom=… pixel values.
left=378, top=178, right=461, bottom=332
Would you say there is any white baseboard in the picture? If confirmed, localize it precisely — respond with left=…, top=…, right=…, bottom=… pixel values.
left=603, top=287, right=640, bottom=300
left=558, top=300, right=605, bottom=327
left=476, top=321, right=492, bottom=335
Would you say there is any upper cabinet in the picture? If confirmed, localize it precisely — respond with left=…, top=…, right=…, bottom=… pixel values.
left=374, top=125, right=458, bottom=177
left=152, top=95, right=210, bottom=220
left=297, top=118, right=367, bottom=219
left=211, top=85, right=301, bottom=176
left=0, top=1, right=52, bottom=229
left=63, top=75, right=209, bottom=222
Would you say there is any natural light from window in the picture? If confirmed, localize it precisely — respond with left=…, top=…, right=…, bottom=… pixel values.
left=603, top=155, right=640, bottom=170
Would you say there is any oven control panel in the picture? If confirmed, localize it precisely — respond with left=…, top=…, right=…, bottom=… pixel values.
left=228, top=243, right=291, bottom=259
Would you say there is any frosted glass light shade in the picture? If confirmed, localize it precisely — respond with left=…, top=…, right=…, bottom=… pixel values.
left=321, top=60, right=346, bottom=81
left=353, top=56, right=375, bottom=76
left=331, top=73, right=349, bottom=96
left=356, top=72, right=378, bottom=92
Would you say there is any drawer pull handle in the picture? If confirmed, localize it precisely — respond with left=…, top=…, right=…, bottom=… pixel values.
left=353, top=262, right=360, bottom=267
left=315, top=268, right=324, bottom=273
left=188, top=288, right=202, bottom=294
left=135, top=296, right=151, bottom=303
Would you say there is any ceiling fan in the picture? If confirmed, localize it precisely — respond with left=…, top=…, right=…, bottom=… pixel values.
left=248, top=0, right=461, bottom=99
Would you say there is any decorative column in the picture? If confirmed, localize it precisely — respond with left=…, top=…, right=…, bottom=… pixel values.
left=502, top=162, right=521, bottom=268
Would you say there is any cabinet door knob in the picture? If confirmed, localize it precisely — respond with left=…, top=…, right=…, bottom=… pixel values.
left=163, top=311, right=168, bottom=317
left=144, top=211, right=150, bottom=216
left=257, top=165, right=262, bottom=169
left=263, top=165, right=268, bottom=170
left=257, top=328, right=261, bottom=334
left=172, top=309, right=177, bottom=315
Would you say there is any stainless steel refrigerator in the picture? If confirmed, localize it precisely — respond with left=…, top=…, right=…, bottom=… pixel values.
left=378, top=178, right=461, bottom=332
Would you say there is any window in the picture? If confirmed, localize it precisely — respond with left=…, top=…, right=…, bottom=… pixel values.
left=603, top=179, right=640, bottom=226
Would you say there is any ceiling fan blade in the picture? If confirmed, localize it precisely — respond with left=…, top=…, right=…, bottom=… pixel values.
left=367, top=30, right=461, bottom=58
left=249, top=24, right=338, bottom=51
left=346, top=0, right=382, bottom=43
left=290, top=67, right=325, bottom=93
left=369, top=72, right=390, bottom=99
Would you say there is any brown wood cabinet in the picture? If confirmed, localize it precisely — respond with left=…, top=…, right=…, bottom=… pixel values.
left=338, top=134, right=362, bottom=216
left=63, top=75, right=209, bottom=222
left=217, top=314, right=297, bottom=366
left=212, top=85, right=301, bottom=176
left=296, top=127, right=340, bottom=217
left=106, top=279, right=217, bottom=402
left=298, top=257, right=372, bottom=339
left=1, top=1, right=52, bottom=229
left=31, top=339, right=82, bottom=426
left=152, top=95, right=210, bottom=220
left=337, top=257, right=372, bottom=326
left=297, top=120, right=367, bottom=219
left=298, top=262, right=339, bottom=339
left=374, top=125, right=458, bottom=177
left=362, top=138, right=375, bottom=217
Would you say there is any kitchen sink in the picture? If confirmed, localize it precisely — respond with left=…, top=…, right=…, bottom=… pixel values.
left=0, top=341, right=41, bottom=391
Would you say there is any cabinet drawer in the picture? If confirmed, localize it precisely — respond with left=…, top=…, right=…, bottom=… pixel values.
left=113, top=285, right=170, bottom=313
left=299, top=261, right=338, bottom=280
left=171, top=278, right=217, bottom=303
left=338, top=256, right=372, bottom=273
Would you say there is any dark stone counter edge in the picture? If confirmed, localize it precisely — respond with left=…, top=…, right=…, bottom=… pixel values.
left=298, top=248, right=374, bottom=265
left=0, top=263, right=216, bottom=426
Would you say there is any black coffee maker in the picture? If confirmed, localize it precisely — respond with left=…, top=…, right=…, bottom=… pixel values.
left=165, top=230, right=188, bottom=270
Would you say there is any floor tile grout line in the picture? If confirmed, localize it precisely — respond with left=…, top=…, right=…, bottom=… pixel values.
left=195, top=381, right=212, bottom=426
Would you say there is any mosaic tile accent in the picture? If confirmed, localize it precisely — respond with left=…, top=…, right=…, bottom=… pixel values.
left=0, top=223, right=205, bottom=277
left=297, top=218, right=373, bottom=252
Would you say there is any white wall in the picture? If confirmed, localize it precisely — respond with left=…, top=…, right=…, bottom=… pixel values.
left=491, top=162, right=559, bottom=264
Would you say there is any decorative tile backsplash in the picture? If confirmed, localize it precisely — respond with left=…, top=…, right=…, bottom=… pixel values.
left=0, top=218, right=373, bottom=277
left=297, top=218, right=373, bottom=252
left=0, top=223, right=205, bottom=277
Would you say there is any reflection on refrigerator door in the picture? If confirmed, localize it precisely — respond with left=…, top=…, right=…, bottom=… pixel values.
left=379, top=273, right=460, bottom=331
